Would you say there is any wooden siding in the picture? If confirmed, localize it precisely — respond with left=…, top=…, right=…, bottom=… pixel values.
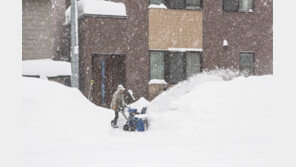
left=22, top=0, right=53, bottom=60
left=149, top=9, right=203, bottom=50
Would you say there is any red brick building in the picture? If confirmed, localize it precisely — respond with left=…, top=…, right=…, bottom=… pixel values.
left=54, top=0, right=273, bottom=106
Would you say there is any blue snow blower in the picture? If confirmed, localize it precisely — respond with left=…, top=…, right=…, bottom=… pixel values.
left=120, top=107, right=149, bottom=132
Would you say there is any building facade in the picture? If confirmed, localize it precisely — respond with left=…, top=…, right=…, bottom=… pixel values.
left=148, top=0, right=204, bottom=100
left=56, top=0, right=273, bottom=106
left=203, top=0, right=273, bottom=76
left=61, top=0, right=149, bottom=107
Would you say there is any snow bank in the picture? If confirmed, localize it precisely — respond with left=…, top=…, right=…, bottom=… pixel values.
left=22, top=59, right=71, bottom=77
left=65, top=0, right=127, bottom=25
left=23, top=72, right=274, bottom=167
left=203, top=68, right=240, bottom=80
left=148, top=75, right=273, bottom=137
left=129, top=97, right=150, bottom=112
left=22, top=77, right=112, bottom=152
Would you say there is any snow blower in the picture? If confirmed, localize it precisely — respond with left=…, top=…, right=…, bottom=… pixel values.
left=118, top=106, right=149, bottom=132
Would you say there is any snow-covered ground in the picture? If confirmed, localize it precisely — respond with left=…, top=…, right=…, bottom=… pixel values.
left=22, top=73, right=273, bottom=167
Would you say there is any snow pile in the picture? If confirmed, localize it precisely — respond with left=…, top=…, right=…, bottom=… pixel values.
left=22, top=59, right=71, bottom=77
left=129, top=97, right=150, bottom=112
left=148, top=3, right=167, bottom=9
left=22, top=73, right=274, bottom=167
left=203, top=68, right=240, bottom=80
left=22, top=77, right=113, bottom=152
left=148, top=75, right=273, bottom=137
left=65, top=0, right=127, bottom=24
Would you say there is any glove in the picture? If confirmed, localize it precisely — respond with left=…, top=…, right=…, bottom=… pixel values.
left=113, top=106, right=116, bottom=110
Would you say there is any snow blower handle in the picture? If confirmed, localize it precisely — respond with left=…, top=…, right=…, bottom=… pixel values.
left=118, top=106, right=129, bottom=121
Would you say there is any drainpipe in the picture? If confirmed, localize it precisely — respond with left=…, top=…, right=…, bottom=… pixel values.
left=70, top=0, right=79, bottom=89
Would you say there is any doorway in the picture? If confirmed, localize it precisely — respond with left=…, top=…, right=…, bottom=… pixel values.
left=91, top=54, right=126, bottom=107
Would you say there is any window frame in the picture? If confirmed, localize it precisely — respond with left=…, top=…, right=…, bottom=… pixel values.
left=239, top=51, right=255, bottom=76
left=223, top=0, right=255, bottom=13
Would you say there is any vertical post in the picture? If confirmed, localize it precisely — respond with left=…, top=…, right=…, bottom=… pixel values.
left=102, top=61, right=106, bottom=105
left=70, top=0, right=79, bottom=89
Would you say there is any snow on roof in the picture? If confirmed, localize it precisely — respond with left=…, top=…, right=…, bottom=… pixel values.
left=22, top=59, right=71, bottom=77
left=148, top=4, right=167, bottom=9
left=149, top=79, right=167, bottom=85
left=167, top=48, right=203, bottom=52
left=65, top=0, right=127, bottom=25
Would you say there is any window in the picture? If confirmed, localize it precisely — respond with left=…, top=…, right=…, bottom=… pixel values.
left=223, top=0, right=239, bottom=11
left=239, top=0, right=253, bottom=11
left=239, top=52, right=254, bottom=76
left=186, top=52, right=201, bottom=78
left=166, top=0, right=185, bottom=9
left=150, top=51, right=202, bottom=84
left=186, top=0, right=202, bottom=9
left=150, top=0, right=164, bottom=5
left=223, top=0, right=254, bottom=12
left=150, top=51, right=165, bottom=79
left=164, top=0, right=202, bottom=10
left=168, top=52, right=185, bottom=84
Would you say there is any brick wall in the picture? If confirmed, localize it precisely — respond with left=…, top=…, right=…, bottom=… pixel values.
left=202, top=0, right=273, bottom=75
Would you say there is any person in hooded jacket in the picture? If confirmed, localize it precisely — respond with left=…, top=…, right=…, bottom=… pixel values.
left=110, top=85, right=126, bottom=128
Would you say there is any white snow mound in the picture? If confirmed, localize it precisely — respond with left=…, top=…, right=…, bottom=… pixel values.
left=129, top=97, right=150, bottom=112
left=22, top=73, right=274, bottom=167
left=148, top=75, right=273, bottom=137
left=22, top=77, right=113, bottom=152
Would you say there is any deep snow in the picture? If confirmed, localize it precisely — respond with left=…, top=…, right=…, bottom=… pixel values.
left=22, top=73, right=273, bottom=167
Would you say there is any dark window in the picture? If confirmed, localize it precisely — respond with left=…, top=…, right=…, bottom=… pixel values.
left=223, top=0, right=254, bottom=12
left=186, top=52, right=202, bottom=78
left=239, top=52, right=255, bottom=76
left=164, top=0, right=202, bottom=10
left=186, top=0, right=202, bottom=9
left=168, top=52, right=185, bottom=84
left=166, top=0, right=185, bottom=9
left=150, top=51, right=202, bottom=84
left=223, top=0, right=239, bottom=11
left=150, top=0, right=164, bottom=5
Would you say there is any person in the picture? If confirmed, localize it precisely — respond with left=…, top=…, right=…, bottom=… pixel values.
left=110, top=85, right=126, bottom=128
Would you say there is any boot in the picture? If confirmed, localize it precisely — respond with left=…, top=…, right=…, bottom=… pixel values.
left=111, top=120, right=118, bottom=128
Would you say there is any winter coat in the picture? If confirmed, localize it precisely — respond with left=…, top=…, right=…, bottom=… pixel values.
left=110, top=89, right=125, bottom=110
